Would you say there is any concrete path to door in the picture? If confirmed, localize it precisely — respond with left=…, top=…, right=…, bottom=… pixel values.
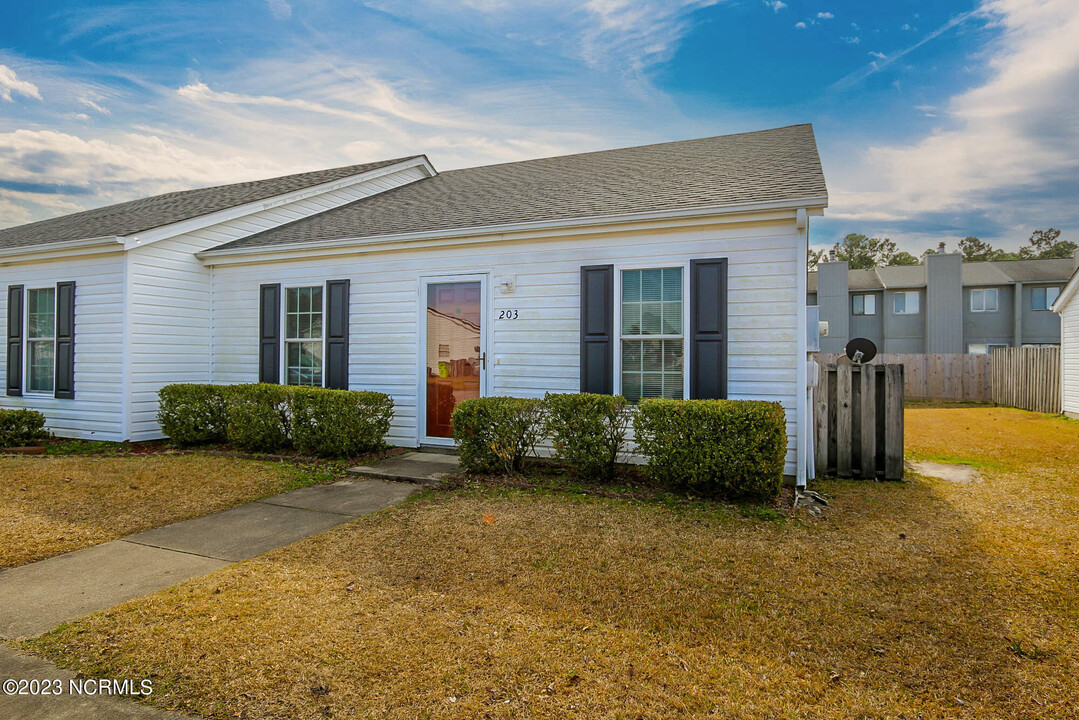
left=348, top=450, right=460, bottom=484
left=0, top=479, right=418, bottom=641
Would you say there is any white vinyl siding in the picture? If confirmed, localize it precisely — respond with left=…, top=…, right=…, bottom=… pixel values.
left=208, top=216, right=804, bottom=474
left=0, top=253, right=125, bottom=440
left=1061, top=294, right=1079, bottom=417
left=971, top=288, right=999, bottom=312
left=125, top=163, right=429, bottom=439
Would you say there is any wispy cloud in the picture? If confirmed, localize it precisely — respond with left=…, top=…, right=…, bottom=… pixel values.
left=266, top=0, right=292, bottom=21
left=763, top=0, right=786, bottom=12
left=0, top=65, right=42, bottom=102
left=817, top=11, right=834, bottom=19
left=842, top=36, right=861, bottom=44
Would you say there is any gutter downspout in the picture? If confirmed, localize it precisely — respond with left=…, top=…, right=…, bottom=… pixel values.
left=796, top=208, right=809, bottom=489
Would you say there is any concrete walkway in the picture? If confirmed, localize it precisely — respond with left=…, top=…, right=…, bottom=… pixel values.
left=0, top=479, right=417, bottom=640
left=348, top=450, right=459, bottom=484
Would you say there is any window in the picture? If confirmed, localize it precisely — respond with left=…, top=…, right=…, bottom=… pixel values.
left=852, top=293, right=876, bottom=315
left=620, top=267, right=683, bottom=403
left=26, top=287, right=56, bottom=394
left=1032, top=286, right=1061, bottom=311
left=284, top=286, right=323, bottom=386
left=970, top=288, right=999, bottom=313
left=893, top=291, right=919, bottom=315
left=968, top=343, right=1008, bottom=355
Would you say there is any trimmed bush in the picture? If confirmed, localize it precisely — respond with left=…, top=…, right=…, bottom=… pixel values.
left=226, top=383, right=293, bottom=452
left=0, top=408, right=48, bottom=448
left=633, top=398, right=787, bottom=502
left=291, top=387, right=394, bottom=457
left=452, top=396, right=545, bottom=474
left=157, top=383, right=230, bottom=445
left=544, top=392, right=630, bottom=481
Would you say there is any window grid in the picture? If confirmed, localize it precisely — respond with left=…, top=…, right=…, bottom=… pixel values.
left=620, top=268, right=684, bottom=404
left=1032, top=286, right=1060, bottom=311
left=284, top=286, right=323, bottom=387
left=971, top=288, right=999, bottom=313
left=26, top=288, right=56, bottom=394
left=852, top=294, right=876, bottom=316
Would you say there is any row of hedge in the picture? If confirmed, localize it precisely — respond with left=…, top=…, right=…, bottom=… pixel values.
left=157, top=383, right=394, bottom=457
left=0, top=408, right=48, bottom=448
left=452, top=393, right=787, bottom=502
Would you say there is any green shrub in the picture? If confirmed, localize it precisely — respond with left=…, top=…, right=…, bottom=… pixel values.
left=291, top=387, right=394, bottom=457
left=633, top=398, right=787, bottom=502
left=452, top=396, right=545, bottom=474
left=157, top=383, right=230, bottom=445
left=226, top=383, right=293, bottom=452
left=0, top=408, right=48, bottom=448
left=544, top=392, right=630, bottom=481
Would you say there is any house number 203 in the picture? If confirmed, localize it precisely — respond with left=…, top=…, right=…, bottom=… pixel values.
left=497, top=309, right=520, bottom=320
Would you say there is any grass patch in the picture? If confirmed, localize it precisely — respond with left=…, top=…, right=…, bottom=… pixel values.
left=23, top=408, right=1079, bottom=718
left=0, top=455, right=343, bottom=569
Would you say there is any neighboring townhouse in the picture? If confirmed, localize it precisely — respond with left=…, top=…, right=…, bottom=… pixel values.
left=0, top=124, right=827, bottom=483
left=808, top=250, right=1078, bottom=354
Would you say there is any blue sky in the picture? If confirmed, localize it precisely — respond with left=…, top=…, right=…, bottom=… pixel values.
left=0, top=0, right=1076, bottom=255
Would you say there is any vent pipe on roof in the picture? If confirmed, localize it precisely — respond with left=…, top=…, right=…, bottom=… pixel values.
left=828, top=249, right=836, bottom=262
left=938, top=241, right=946, bottom=253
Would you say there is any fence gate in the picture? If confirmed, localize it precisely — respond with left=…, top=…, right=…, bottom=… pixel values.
left=814, top=363, right=905, bottom=480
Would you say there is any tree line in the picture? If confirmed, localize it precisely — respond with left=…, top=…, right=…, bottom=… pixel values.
left=810, top=229, right=1075, bottom=270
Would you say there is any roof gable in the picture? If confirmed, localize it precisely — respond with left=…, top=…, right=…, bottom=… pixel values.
left=0, top=156, right=421, bottom=252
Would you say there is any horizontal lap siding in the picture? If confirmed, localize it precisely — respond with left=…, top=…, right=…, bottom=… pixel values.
left=210, top=218, right=801, bottom=472
left=1063, top=302, right=1079, bottom=416
left=127, top=165, right=429, bottom=440
left=0, top=253, right=125, bottom=440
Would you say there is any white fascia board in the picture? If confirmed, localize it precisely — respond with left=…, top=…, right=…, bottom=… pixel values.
left=1052, top=267, right=1079, bottom=313
left=198, top=194, right=829, bottom=266
left=0, top=236, right=124, bottom=265
left=120, top=156, right=436, bottom=250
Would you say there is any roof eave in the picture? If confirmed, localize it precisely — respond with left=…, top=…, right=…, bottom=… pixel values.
left=1052, top=267, right=1079, bottom=313
left=0, top=236, right=124, bottom=263
left=198, top=194, right=829, bottom=262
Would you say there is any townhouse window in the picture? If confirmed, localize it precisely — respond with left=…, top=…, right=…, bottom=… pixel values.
left=970, top=288, right=999, bottom=313
left=26, top=287, right=56, bottom=394
left=620, top=267, right=684, bottom=403
left=893, top=291, right=919, bottom=315
left=852, top=293, right=876, bottom=315
left=284, top=286, right=324, bottom=386
left=1032, top=286, right=1060, bottom=311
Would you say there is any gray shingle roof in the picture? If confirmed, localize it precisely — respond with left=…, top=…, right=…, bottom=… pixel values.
left=807, top=256, right=1076, bottom=293
left=0, top=157, right=417, bottom=251
left=209, top=124, right=827, bottom=252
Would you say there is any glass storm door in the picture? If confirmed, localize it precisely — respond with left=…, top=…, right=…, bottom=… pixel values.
left=425, top=280, right=483, bottom=439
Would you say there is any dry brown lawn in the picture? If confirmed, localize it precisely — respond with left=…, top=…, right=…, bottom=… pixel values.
left=26, top=408, right=1079, bottom=719
left=0, top=455, right=322, bottom=568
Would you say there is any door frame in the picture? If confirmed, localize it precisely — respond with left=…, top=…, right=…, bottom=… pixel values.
left=417, top=272, right=490, bottom=446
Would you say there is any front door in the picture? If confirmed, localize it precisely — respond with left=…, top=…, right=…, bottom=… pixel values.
left=425, top=279, right=484, bottom=439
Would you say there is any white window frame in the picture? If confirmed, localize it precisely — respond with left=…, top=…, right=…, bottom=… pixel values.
left=281, top=284, right=326, bottom=387
left=613, top=262, right=690, bottom=403
left=970, top=288, right=999, bottom=313
left=852, top=293, right=876, bottom=316
left=893, top=290, right=919, bottom=315
left=1032, top=286, right=1061, bottom=312
left=24, top=286, right=57, bottom=398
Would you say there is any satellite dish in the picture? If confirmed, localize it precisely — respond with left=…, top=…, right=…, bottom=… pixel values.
left=845, top=337, right=877, bottom=364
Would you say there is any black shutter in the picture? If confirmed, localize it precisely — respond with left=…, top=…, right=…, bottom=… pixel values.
left=324, top=279, right=350, bottom=390
left=259, top=284, right=281, bottom=384
left=690, top=258, right=728, bottom=399
left=580, top=265, right=614, bottom=394
left=6, top=285, right=22, bottom=396
left=54, top=281, right=76, bottom=399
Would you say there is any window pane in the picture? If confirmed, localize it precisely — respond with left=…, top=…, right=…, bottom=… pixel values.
left=987, top=289, right=998, bottom=311
left=1033, top=287, right=1046, bottom=310
left=622, top=270, right=640, bottom=302
left=640, top=269, right=662, bottom=302
left=907, top=292, right=919, bottom=314
left=27, top=288, right=55, bottom=340
left=662, top=268, right=682, bottom=301
left=865, top=295, right=876, bottom=315
left=622, top=302, right=641, bottom=335
left=1048, top=287, right=1060, bottom=307
left=853, top=295, right=863, bottom=315
left=28, top=341, right=54, bottom=393
left=286, top=288, right=298, bottom=313
left=640, top=302, right=662, bottom=334
left=662, top=301, right=682, bottom=334
left=622, top=339, right=642, bottom=371
left=641, top=339, right=662, bottom=372
left=893, top=293, right=905, bottom=314
left=621, top=372, right=641, bottom=404
left=286, top=340, right=323, bottom=386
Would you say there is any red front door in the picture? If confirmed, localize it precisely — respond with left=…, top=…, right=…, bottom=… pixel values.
left=425, top=281, right=482, bottom=438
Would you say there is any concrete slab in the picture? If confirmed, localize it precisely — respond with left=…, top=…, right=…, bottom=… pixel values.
left=0, top=542, right=227, bottom=640
left=260, top=479, right=417, bottom=515
left=908, top=460, right=980, bottom=484
left=122, top=503, right=350, bottom=562
left=348, top=451, right=459, bottom=484
left=0, top=644, right=188, bottom=719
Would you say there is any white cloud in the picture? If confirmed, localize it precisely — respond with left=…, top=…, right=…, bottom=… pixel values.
left=842, top=36, right=861, bottom=44
left=266, top=0, right=292, bottom=20
left=78, top=96, right=110, bottom=115
left=763, top=1, right=786, bottom=12
left=817, top=11, right=834, bottom=19
left=0, top=65, right=42, bottom=102
left=830, top=0, right=1079, bottom=231
left=795, top=21, right=806, bottom=28
left=901, top=23, right=913, bottom=30
left=868, top=51, right=887, bottom=59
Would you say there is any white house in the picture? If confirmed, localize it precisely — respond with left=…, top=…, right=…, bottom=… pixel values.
left=0, top=124, right=828, bottom=482
left=1053, top=266, right=1079, bottom=418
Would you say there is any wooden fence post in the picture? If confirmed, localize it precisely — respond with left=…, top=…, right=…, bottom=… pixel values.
left=860, top=365, right=877, bottom=479
left=815, top=368, right=830, bottom=477
left=884, top=364, right=904, bottom=480
left=837, top=363, right=853, bottom=478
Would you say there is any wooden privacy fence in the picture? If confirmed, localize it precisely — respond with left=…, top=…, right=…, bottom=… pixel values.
left=813, top=353, right=991, bottom=402
left=814, top=363, right=905, bottom=480
left=991, top=346, right=1061, bottom=414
